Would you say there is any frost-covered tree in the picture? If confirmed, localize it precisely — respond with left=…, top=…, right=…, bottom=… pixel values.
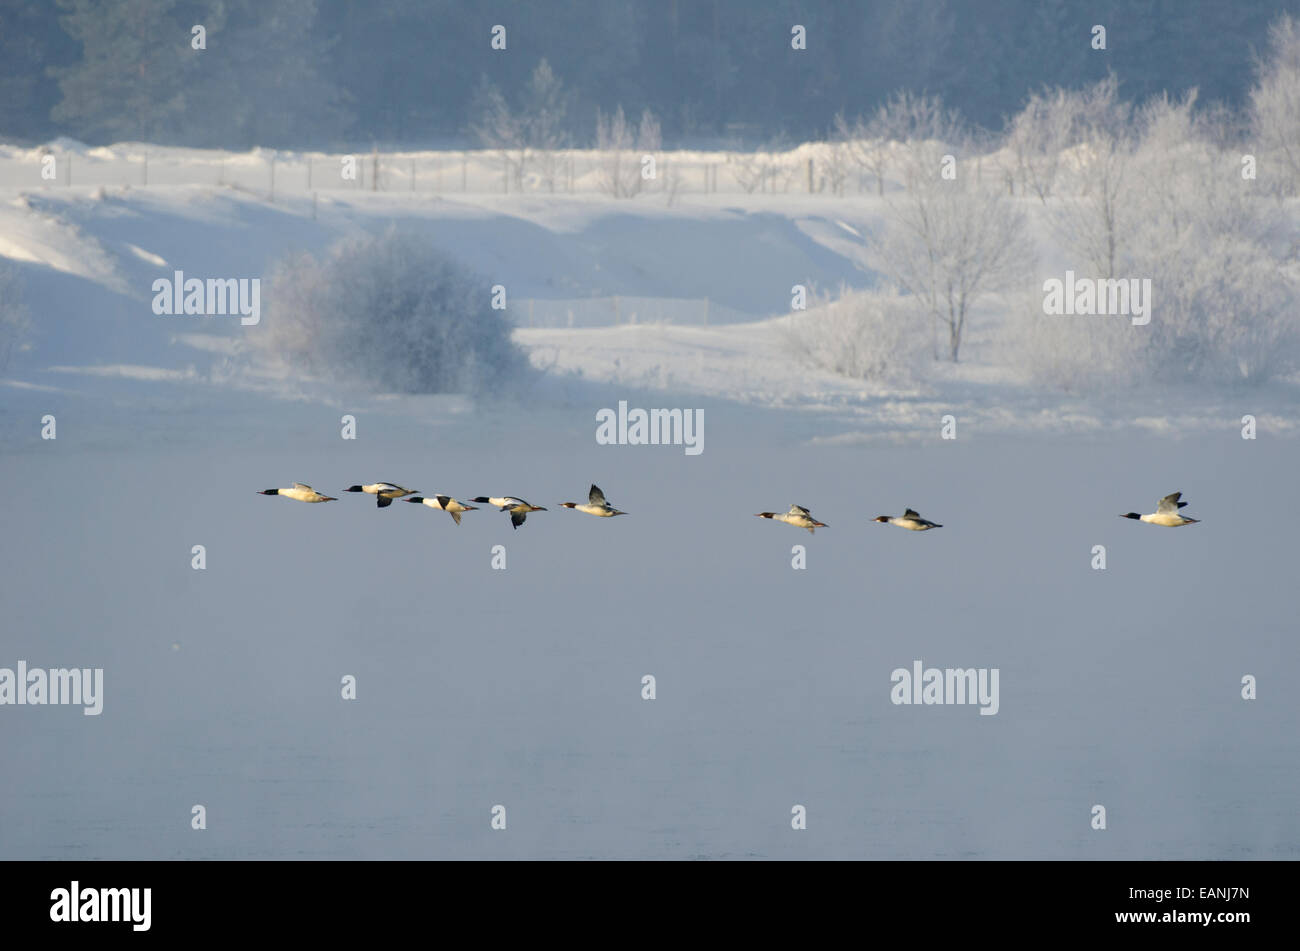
left=872, top=155, right=1032, bottom=362
left=522, top=59, right=570, bottom=192
left=727, top=135, right=796, bottom=194
left=836, top=91, right=963, bottom=196
left=594, top=105, right=661, bottom=198
left=469, top=76, right=527, bottom=190
left=1050, top=130, right=1134, bottom=279
left=471, top=59, right=572, bottom=192
left=1130, top=94, right=1298, bottom=383
left=256, top=229, right=530, bottom=395
left=1006, top=75, right=1127, bottom=202
left=1249, top=13, right=1300, bottom=195
left=1006, top=88, right=1072, bottom=201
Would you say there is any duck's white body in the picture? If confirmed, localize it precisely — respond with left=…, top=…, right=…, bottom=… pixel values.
left=874, top=509, right=942, bottom=531
left=345, top=482, right=417, bottom=508
left=561, top=484, right=627, bottom=517
left=405, top=494, right=479, bottom=525
left=755, top=504, right=827, bottom=534
left=475, top=496, right=525, bottom=510
left=471, top=496, right=547, bottom=529
left=1121, top=491, right=1200, bottom=527
left=258, top=482, right=336, bottom=503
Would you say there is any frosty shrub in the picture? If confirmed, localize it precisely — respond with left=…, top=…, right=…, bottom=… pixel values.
left=256, top=229, right=530, bottom=394
left=0, top=262, right=30, bottom=373
left=1141, top=232, right=1299, bottom=385
left=1001, top=290, right=1146, bottom=391
left=783, top=287, right=928, bottom=384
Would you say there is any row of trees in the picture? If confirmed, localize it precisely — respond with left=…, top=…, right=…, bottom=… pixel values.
left=796, top=16, right=1300, bottom=388
left=6, top=0, right=1300, bottom=148
left=470, top=61, right=667, bottom=198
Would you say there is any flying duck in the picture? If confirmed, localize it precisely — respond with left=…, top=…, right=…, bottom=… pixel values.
left=1120, top=491, right=1201, bottom=527
left=755, top=504, right=828, bottom=534
left=873, top=509, right=942, bottom=531
left=470, top=496, right=548, bottom=530
left=257, top=482, right=337, bottom=503
left=405, top=494, right=479, bottom=525
left=344, top=483, right=417, bottom=508
left=560, top=484, right=627, bottom=517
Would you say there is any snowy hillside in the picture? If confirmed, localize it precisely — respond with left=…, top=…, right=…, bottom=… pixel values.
left=3, top=142, right=1297, bottom=444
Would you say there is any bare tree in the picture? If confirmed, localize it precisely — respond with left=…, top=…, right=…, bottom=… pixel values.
left=522, top=59, right=569, bottom=192
left=595, top=105, right=661, bottom=198
left=470, top=59, right=570, bottom=192
left=836, top=92, right=963, bottom=196
left=469, top=76, right=527, bottom=190
left=726, top=135, right=798, bottom=194
left=1052, top=130, right=1133, bottom=279
left=871, top=167, right=1032, bottom=362
left=1006, top=75, right=1127, bottom=202
left=727, top=150, right=767, bottom=193
left=1006, top=88, right=1071, bottom=201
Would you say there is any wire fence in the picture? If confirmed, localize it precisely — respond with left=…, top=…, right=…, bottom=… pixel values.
left=513, top=295, right=755, bottom=328
left=2, top=144, right=1008, bottom=197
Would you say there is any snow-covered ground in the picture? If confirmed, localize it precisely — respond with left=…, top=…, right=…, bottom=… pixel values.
left=4, top=147, right=1297, bottom=440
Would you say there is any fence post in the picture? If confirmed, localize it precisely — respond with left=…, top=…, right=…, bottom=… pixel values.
left=807, top=158, right=814, bottom=193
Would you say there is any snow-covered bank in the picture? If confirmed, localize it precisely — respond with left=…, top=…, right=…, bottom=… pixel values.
left=1, top=167, right=1297, bottom=443
left=516, top=318, right=1300, bottom=440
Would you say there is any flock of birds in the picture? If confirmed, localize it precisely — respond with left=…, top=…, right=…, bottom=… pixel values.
left=257, top=481, right=623, bottom=528
left=258, top=482, right=1202, bottom=532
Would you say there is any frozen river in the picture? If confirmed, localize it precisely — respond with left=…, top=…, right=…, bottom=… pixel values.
left=2, top=396, right=1296, bottom=859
